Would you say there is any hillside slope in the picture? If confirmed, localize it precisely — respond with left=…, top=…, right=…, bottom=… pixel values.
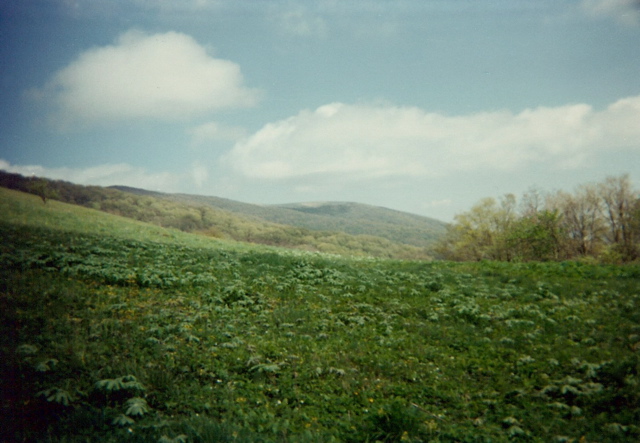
left=111, top=187, right=447, bottom=248
left=0, top=173, right=435, bottom=259
left=0, top=187, right=241, bottom=251
left=272, top=201, right=446, bottom=247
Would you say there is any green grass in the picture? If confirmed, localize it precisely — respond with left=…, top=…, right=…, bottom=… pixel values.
left=0, top=187, right=285, bottom=255
left=0, top=187, right=198, bottom=243
left=1, top=187, right=639, bottom=442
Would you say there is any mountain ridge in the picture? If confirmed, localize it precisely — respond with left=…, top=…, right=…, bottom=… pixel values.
left=0, top=171, right=443, bottom=259
left=109, top=186, right=447, bottom=248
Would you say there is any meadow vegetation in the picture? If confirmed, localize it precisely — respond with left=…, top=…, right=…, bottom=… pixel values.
left=1, top=187, right=639, bottom=442
left=0, top=171, right=435, bottom=260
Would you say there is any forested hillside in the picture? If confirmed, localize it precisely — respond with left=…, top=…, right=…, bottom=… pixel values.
left=110, top=187, right=446, bottom=248
left=0, top=171, right=436, bottom=260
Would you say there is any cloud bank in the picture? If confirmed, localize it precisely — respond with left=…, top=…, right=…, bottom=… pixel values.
left=32, top=30, right=260, bottom=127
left=226, top=95, right=640, bottom=181
left=189, top=121, right=248, bottom=145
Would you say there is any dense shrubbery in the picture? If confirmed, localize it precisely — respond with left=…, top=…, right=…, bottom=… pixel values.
left=436, top=174, right=640, bottom=263
left=1, top=191, right=639, bottom=441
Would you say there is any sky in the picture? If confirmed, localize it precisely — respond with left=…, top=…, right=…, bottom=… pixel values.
left=1, top=0, right=639, bottom=222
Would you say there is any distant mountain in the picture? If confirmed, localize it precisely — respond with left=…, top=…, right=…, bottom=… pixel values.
left=0, top=171, right=446, bottom=259
left=269, top=201, right=446, bottom=248
left=110, top=187, right=447, bottom=248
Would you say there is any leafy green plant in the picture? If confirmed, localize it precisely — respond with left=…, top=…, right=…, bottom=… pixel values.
left=124, top=397, right=150, bottom=417
left=16, top=344, right=38, bottom=355
left=37, top=388, right=74, bottom=407
left=35, top=358, right=58, bottom=372
left=112, top=413, right=135, bottom=427
left=357, top=398, right=425, bottom=442
left=94, top=375, right=145, bottom=394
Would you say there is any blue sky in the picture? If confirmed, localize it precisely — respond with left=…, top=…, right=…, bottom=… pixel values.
left=1, top=0, right=639, bottom=221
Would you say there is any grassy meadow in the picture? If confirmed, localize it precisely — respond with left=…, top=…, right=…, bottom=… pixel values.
left=1, top=187, right=639, bottom=442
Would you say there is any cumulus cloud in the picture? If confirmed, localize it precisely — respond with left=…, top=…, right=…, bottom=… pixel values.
left=0, top=160, right=178, bottom=191
left=188, top=121, right=248, bottom=146
left=136, top=0, right=223, bottom=13
left=50, top=0, right=224, bottom=19
left=426, top=199, right=452, bottom=208
left=31, top=29, right=260, bottom=127
left=191, top=163, right=208, bottom=188
left=225, top=95, right=640, bottom=181
left=581, top=0, right=640, bottom=25
left=271, top=6, right=328, bottom=37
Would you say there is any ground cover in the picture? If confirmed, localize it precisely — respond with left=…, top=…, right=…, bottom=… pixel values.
left=1, top=189, right=639, bottom=442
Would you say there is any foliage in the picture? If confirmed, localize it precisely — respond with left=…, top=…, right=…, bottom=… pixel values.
left=26, top=177, right=58, bottom=204
left=435, top=195, right=517, bottom=261
left=1, top=182, right=640, bottom=442
left=507, top=210, right=563, bottom=261
left=437, top=175, right=640, bottom=262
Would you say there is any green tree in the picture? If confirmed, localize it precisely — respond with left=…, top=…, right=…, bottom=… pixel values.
left=436, top=174, right=638, bottom=262
left=600, top=174, right=638, bottom=260
left=27, top=178, right=57, bottom=204
left=507, top=210, right=563, bottom=261
left=436, top=195, right=516, bottom=261
left=548, top=185, right=604, bottom=257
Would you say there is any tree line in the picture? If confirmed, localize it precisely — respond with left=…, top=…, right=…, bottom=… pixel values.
left=436, top=174, right=640, bottom=263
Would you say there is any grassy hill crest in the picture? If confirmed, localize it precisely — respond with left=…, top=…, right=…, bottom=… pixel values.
left=0, top=171, right=442, bottom=259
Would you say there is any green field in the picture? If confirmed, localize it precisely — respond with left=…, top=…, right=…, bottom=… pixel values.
left=1, top=187, right=639, bottom=442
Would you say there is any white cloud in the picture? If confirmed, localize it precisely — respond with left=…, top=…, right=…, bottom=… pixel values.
left=137, top=0, right=223, bottom=12
left=225, top=95, right=640, bottom=181
left=271, top=6, right=328, bottom=37
left=55, top=0, right=224, bottom=19
left=31, top=29, right=260, bottom=127
left=0, top=160, right=178, bottom=192
left=581, top=0, right=640, bottom=25
left=191, top=163, right=208, bottom=188
left=188, top=121, right=248, bottom=145
left=426, top=199, right=452, bottom=208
